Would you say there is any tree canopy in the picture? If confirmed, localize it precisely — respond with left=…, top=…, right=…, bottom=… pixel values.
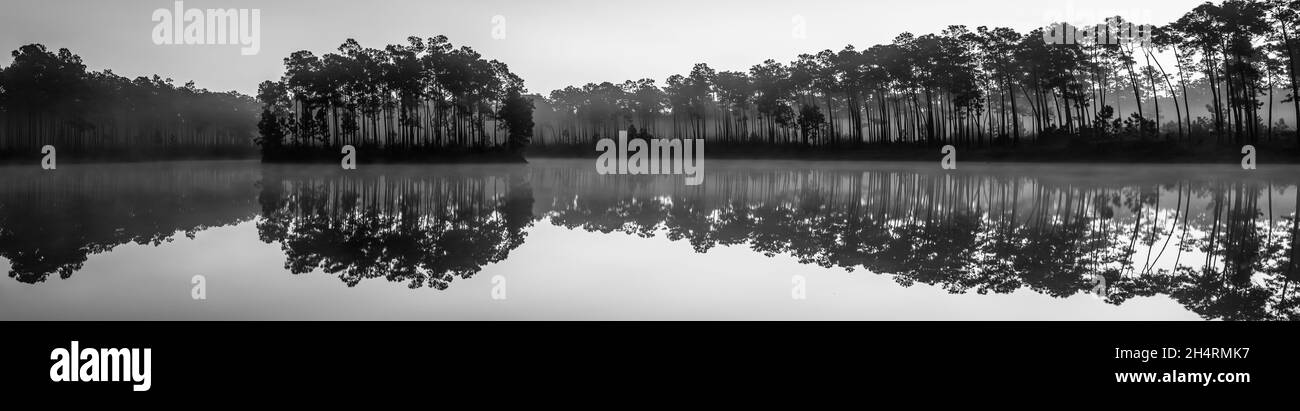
left=0, top=44, right=260, bottom=160
left=256, top=35, right=532, bottom=161
left=531, top=0, right=1300, bottom=152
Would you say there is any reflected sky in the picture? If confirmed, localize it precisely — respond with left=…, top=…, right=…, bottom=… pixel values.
left=1, top=159, right=1297, bottom=320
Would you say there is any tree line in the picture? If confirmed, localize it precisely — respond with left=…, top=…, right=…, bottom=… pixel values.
left=256, top=36, right=535, bottom=162
left=0, top=44, right=260, bottom=160
left=6, top=1, right=1298, bottom=162
left=531, top=0, right=1300, bottom=154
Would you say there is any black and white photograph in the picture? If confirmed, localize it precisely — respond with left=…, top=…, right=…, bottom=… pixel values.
left=1, top=0, right=1297, bottom=398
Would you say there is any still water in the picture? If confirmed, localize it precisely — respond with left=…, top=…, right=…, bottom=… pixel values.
left=1, top=159, right=1297, bottom=320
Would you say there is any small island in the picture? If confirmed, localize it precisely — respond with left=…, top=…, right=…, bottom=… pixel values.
left=255, top=36, right=533, bottom=164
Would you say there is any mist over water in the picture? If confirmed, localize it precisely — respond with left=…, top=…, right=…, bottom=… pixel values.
left=1, top=159, right=1297, bottom=320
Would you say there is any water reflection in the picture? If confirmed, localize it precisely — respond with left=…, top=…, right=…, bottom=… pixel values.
left=1, top=160, right=1297, bottom=320
left=531, top=164, right=1300, bottom=320
left=0, top=162, right=259, bottom=283
left=256, top=167, right=533, bottom=290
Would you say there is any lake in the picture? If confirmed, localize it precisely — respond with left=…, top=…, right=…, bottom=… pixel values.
left=1, top=159, right=1297, bottom=320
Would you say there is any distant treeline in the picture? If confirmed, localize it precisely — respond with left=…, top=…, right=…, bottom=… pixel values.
left=0, top=44, right=260, bottom=161
left=255, top=36, right=534, bottom=163
left=530, top=0, right=1300, bottom=158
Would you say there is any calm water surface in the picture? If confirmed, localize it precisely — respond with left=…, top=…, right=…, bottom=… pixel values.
left=1, top=159, right=1297, bottom=320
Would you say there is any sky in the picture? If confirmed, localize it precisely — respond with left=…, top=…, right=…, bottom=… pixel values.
left=0, top=0, right=1210, bottom=96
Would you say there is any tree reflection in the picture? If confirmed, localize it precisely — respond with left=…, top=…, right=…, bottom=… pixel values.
left=256, top=167, right=534, bottom=289
left=2, top=160, right=1297, bottom=321
left=531, top=163, right=1300, bottom=320
left=0, top=163, right=260, bottom=283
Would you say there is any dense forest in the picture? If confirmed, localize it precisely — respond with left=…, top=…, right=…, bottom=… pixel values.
left=531, top=0, right=1300, bottom=161
left=0, top=44, right=260, bottom=161
left=255, top=36, right=535, bottom=162
left=5, top=0, right=1299, bottom=164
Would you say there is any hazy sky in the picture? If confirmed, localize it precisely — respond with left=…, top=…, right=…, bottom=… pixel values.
left=1, top=0, right=1207, bottom=96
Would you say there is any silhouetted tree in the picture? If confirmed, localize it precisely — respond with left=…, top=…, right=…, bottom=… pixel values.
left=257, top=36, right=532, bottom=162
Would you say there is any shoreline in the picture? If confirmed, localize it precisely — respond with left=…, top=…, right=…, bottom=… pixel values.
left=4, top=142, right=1299, bottom=166
left=527, top=140, right=1300, bottom=165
